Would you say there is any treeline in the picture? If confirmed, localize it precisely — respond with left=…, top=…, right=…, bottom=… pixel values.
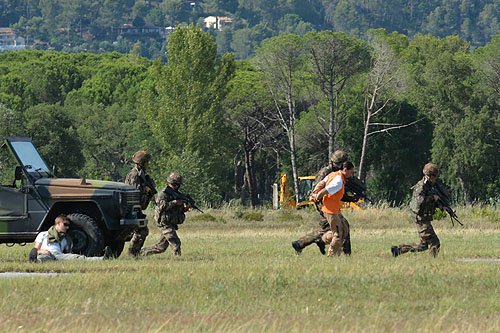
left=3, top=0, right=500, bottom=58
left=0, top=25, right=499, bottom=207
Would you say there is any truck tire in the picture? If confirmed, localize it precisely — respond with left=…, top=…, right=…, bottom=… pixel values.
left=67, top=213, right=105, bottom=256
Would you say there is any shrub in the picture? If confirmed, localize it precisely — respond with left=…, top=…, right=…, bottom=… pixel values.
left=241, top=211, right=264, bottom=221
left=191, top=213, right=217, bottom=222
left=277, top=211, right=303, bottom=222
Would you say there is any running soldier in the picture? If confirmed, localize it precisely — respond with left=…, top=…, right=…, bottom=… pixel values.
left=311, top=161, right=354, bottom=256
left=125, top=150, right=156, bottom=256
left=291, top=150, right=354, bottom=255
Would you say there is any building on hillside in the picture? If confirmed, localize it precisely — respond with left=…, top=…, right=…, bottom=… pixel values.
left=113, top=22, right=162, bottom=35
left=164, top=26, right=175, bottom=38
left=0, top=28, right=25, bottom=51
left=204, top=16, right=233, bottom=31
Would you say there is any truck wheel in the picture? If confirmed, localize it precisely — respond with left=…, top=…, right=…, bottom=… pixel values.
left=67, top=213, right=105, bottom=256
left=109, top=240, right=125, bottom=258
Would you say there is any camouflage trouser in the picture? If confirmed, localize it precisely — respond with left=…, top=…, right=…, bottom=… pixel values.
left=140, top=224, right=181, bottom=256
left=128, top=226, right=149, bottom=256
left=37, top=253, right=104, bottom=263
left=325, top=212, right=350, bottom=256
left=296, top=214, right=351, bottom=255
left=398, top=217, right=440, bottom=257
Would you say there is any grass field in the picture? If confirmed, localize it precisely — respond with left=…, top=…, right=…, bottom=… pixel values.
left=0, top=206, right=499, bottom=332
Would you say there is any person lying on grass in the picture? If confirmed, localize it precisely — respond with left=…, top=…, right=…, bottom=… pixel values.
left=29, top=214, right=113, bottom=263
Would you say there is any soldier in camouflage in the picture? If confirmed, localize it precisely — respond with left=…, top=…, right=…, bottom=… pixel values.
left=291, top=150, right=354, bottom=255
left=140, top=172, right=190, bottom=257
left=391, top=163, right=441, bottom=258
left=125, top=150, right=156, bottom=257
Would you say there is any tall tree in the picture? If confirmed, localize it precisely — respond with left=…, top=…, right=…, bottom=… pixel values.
left=254, top=33, right=305, bottom=204
left=358, top=30, right=419, bottom=180
left=304, top=30, right=370, bottom=157
left=404, top=34, right=489, bottom=202
left=223, top=62, right=276, bottom=207
left=143, top=24, right=235, bottom=204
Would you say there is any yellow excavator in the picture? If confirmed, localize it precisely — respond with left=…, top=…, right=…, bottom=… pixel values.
left=279, top=173, right=368, bottom=210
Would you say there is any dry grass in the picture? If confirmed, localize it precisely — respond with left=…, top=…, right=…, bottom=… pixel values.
left=0, top=205, right=499, bottom=332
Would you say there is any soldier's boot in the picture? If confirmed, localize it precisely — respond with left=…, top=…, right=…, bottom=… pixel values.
left=128, top=247, right=140, bottom=257
left=429, top=245, right=439, bottom=258
left=29, top=248, right=38, bottom=263
left=391, top=246, right=400, bottom=258
left=313, top=237, right=326, bottom=255
left=343, top=237, right=352, bottom=256
left=291, top=241, right=302, bottom=255
left=103, top=246, right=113, bottom=260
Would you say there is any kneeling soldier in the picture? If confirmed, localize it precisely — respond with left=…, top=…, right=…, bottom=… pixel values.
left=391, top=163, right=441, bottom=258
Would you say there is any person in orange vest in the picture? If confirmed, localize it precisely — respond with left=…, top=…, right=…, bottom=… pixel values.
left=311, top=161, right=355, bottom=256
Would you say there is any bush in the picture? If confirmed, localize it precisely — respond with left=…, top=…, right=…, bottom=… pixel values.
left=191, top=214, right=217, bottom=222
left=277, top=211, right=303, bottom=222
left=241, top=211, right=264, bottom=222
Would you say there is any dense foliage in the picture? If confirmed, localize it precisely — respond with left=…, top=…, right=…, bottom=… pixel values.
left=3, top=0, right=500, bottom=58
left=0, top=25, right=498, bottom=207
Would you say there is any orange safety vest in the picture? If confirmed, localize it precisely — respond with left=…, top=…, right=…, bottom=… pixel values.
left=321, top=171, right=345, bottom=215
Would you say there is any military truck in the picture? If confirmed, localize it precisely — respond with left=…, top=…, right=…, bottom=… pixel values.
left=0, top=136, right=146, bottom=257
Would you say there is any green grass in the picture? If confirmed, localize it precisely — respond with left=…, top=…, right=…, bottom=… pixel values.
left=0, top=206, right=499, bottom=332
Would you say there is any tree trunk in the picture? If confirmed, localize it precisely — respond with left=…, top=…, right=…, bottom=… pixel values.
left=233, top=155, right=240, bottom=194
left=328, top=96, right=335, bottom=157
left=287, top=105, right=300, bottom=205
left=457, top=175, right=468, bottom=204
left=244, top=148, right=258, bottom=207
left=359, top=109, right=372, bottom=181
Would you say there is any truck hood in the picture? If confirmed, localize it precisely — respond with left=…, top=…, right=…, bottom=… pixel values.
left=35, top=178, right=135, bottom=191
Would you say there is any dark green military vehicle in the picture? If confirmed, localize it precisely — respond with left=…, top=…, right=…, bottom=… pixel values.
left=0, top=136, right=146, bottom=257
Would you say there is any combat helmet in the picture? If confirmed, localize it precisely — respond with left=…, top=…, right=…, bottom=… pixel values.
left=132, top=151, right=151, bottom=165
left=167, top=172, right=183, bottom=185
left=331, top=150, right=348, bottom=169
left=423, top=163, right=439, bottom=177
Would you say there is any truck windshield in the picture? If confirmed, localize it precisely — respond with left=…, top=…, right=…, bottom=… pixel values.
left=10, top=141, right=51, bottom=177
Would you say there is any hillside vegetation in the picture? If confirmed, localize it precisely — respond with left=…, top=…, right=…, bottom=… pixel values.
left=2, top=0, right=500, bottom=57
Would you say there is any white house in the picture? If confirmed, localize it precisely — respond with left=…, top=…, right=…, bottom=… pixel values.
left=0, top=28, right=25, bottom=51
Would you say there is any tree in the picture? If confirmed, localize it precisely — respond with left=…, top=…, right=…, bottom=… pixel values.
left=67, top=103, right=142, bottom=180
left=254, top=33, right=305, bottom=204
left=358, top=30, right=419, bottom=180
left=22, top=103, right=84, bottom=177
left=160, top=0, right=191, bottom=26
left=304, top=30, right=370, bottom=157
left=404, top=34, right=488, bottom=202
left=223, top=62, right=276, bottom=206
left=143, top=24, right=235, bottom=204
left=475, top=33, right=500, bottom=102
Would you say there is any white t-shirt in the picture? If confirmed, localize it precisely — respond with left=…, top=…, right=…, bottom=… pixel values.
left=34, top=231, right=71, bottom=254
left=323, top=174, right=343, bottom=195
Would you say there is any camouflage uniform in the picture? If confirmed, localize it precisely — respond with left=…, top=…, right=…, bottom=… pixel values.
left=293, top=150, right=353, bottom=255
left=395, top=176, right=441, bottom=257
left=125, top=151, right=155, bottom=256
left=140, top=185, right=186, bottom=256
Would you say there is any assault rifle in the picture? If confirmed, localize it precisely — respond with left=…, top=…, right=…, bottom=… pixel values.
left=430, top=183, right=463, bottom=227
left=345, top=176, right=372, bottom=204
left=164, top=186, right=204, bottom=213
left=144, top=174, right=157, bottom=203
left=312, top=175, right=370, bottom=217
